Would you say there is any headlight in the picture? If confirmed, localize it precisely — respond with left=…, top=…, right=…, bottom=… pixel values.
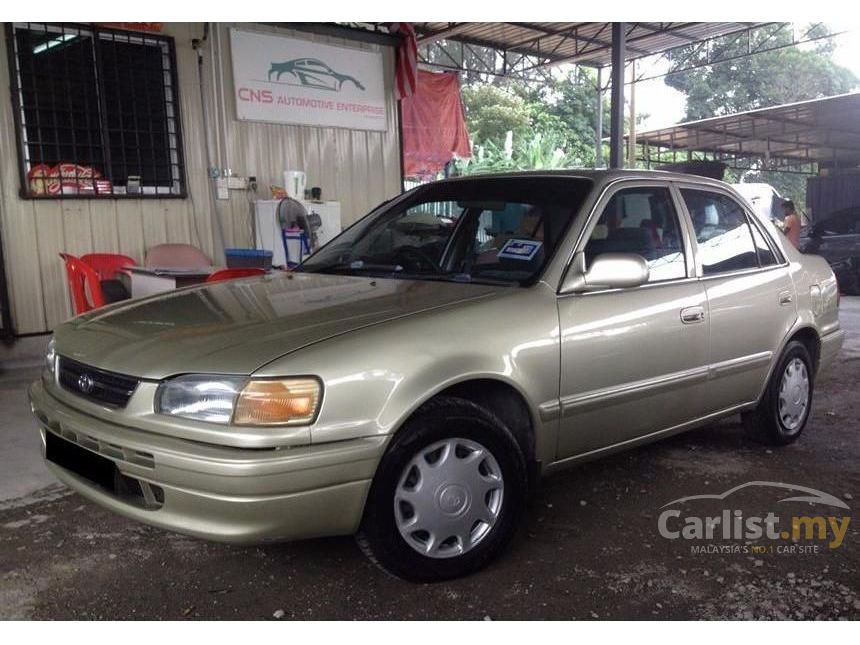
left=45, top=338, right=57, bottom=375
left=156, top=375, right=321, bottom=426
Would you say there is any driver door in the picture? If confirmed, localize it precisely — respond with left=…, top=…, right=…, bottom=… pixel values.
left=556, top=181, right=710, bottom=459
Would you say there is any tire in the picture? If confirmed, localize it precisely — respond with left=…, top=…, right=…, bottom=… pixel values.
left=742, top=340, right=815, bottom=446
left=356, top=396, right=528, bottom=582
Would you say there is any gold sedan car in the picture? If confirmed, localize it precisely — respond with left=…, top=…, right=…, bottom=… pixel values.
left=30, top=171, right=844, bottom=581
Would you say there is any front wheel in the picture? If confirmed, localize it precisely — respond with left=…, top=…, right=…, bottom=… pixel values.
left=742, top=340, right=815, bottom=446
left=357, top=397, right=527, bottom=582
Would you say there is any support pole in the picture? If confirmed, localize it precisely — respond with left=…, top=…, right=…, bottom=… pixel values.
left=628, top=59, right=636, bottom=168
left=609, top=22, right=626, bottom=169
left=595, top=66, right=604, bottom=167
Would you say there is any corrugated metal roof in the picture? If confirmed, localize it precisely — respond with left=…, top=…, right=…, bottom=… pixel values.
left=413, top=22, right=767, bottom=67
left=635, top=92, right=860, bottom=165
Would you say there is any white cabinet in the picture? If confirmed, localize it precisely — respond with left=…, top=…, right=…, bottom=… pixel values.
left=254, top=199, right=342, bottom=267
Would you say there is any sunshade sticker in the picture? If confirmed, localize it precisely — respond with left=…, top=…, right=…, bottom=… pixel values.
left=497, top=239, right=542, bottom=261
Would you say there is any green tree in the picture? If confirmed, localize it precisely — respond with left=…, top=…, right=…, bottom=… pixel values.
left=516, top=69, right=607, bottom=163
left=664, top=25, right=857, bottom=209
left=666, top=25, right=857, bottom=120
left=460, top=84, right=531, bottom=144
left=460, top=68, right=609, bottom=172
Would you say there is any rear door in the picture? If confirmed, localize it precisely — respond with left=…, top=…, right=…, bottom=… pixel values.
left=675, top=183, right=797, bottom=413
left=556, top=181, right=710, bottom=458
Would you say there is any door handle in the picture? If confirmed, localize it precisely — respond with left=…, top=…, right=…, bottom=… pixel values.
left=779, top=290, right=794, bottom=306
left=680, top=306, right=706, bottom=324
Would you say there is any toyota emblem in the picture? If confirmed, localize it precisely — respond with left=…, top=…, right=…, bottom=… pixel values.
left=77, top=373, right=95, bottom=394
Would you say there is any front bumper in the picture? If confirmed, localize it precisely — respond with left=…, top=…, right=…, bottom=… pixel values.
left=29, top=379, right=387, bottom=544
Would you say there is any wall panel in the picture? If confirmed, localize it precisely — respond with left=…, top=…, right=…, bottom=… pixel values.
left=0, top=22, right=401, bottom=335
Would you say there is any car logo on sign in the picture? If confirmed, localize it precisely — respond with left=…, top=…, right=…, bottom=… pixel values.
left=77, top=373, right=95, bottom=394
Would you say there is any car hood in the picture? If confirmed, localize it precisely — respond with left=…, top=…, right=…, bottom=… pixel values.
left=55, top=272, right=500, bottom=379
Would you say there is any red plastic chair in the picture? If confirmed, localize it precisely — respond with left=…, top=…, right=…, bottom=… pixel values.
left=205, top=268, right=266, bottom=283
left=80, top=253, right=136, bottom=280
left=59, top=253, right=106, bottom=314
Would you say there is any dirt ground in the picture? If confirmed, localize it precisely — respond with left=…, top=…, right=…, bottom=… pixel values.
left=1, top=357, right=858, bottom=620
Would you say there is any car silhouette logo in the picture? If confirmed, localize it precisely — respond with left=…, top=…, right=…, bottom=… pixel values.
left=77, top=373, right=95, bottom=394
left=267, top=58, right=365, bottom=92
left=661, top=481, right=850, bottom=510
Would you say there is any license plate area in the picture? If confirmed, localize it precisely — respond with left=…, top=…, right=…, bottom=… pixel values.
left=46, top=431, right=163, bottom=509
left=47, top=429, right=116, bottom=490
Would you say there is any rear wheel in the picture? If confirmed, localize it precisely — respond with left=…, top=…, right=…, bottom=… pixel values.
left=357, top=396, right=527, bottom=582
left=743, top=340, right=814, bottom=446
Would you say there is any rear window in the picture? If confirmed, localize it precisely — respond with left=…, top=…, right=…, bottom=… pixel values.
left=681, top=189, right=759, bottom=275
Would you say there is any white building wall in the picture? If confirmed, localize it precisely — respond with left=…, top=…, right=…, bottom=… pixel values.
left=0, top=22, right=402, bottom=335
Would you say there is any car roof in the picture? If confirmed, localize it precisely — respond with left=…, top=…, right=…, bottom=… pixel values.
left=427, top=168, right=736, bottom=192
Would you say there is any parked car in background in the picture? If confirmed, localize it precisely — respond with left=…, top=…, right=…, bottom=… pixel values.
left=801, top=206, right=860, bottom=295
left=30, top=170, right=843, bottom=581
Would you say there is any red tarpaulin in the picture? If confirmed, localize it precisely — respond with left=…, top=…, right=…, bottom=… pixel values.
left=400, top=70, right=471, bottom=179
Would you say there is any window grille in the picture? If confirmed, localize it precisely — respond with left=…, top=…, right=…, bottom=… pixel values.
left=7, top=22, right=185, bottom=198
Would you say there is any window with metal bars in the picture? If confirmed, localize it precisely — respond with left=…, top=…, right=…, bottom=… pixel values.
left=7, top=23, right=186, bottom=198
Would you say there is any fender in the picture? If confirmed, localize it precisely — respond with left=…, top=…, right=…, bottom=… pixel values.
left=754, top=255, right=840, bottom=402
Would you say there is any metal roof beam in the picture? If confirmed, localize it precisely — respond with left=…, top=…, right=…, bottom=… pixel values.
left=634, top=22, right=704, bottom=43
left=512, top=22, right=651, bottom=57
left=416, top=23, right=473, bottom=43
left=744, top=113, right=860, bottom=138
left=639, top=130, right=860, bottom=158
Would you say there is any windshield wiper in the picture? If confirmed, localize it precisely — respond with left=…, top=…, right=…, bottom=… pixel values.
left=448, top=274, right=518, bottom=286
left=306, top=260, right=406, bottom=275
left=304, top=261, right=519, bottom=287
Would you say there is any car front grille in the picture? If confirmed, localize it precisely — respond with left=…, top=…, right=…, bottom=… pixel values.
left=58, top=357, right=140, bottom=408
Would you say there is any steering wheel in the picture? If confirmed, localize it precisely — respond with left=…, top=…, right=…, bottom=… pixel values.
left=393, top=246, right=444, bottom=274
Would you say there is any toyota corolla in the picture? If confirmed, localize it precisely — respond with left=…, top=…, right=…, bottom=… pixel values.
left=29, top=170, right=843, bottom=581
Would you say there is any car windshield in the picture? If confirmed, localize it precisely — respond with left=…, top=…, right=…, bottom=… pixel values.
left=299, top=177, right=592, bottom=286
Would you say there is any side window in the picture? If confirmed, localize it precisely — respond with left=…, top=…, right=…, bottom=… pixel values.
left=750, top=224, right=778, bottom=267
left=584, top=186, right=687, bottom=283
left=680, top=189, right=759, bottom=275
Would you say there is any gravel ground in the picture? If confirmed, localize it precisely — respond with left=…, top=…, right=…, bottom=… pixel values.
left=1, top=352, right=857, bottom=620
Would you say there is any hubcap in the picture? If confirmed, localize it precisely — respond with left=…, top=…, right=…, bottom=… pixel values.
left=778, top=358, right=810, bottom=432
left=394, top=438, right=504, bottom=559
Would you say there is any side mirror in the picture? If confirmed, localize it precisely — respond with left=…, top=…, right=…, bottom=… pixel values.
left=561, top=251, right=650, bottom=294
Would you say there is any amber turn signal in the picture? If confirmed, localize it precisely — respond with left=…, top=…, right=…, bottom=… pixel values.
left=232, top=378, right=321, bottom=426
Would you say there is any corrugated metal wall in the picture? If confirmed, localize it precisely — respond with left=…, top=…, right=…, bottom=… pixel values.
left=0, top=22, right=402, bottom=335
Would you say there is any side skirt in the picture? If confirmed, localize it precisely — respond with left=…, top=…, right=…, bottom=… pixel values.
left=541, top=401, right=757, bottom=475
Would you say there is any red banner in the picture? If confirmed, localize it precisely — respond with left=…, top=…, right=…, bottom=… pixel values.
left=401, top=70, right=472, bottom=179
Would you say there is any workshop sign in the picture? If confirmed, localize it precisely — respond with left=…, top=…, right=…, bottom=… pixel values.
left=230, top=29, right=387, bottom=131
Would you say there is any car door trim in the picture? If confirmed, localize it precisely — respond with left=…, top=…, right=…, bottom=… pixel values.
left=545, top=401, right=758, bottom=472
left=708, top=351, right=773, bottom=378
left=559, top=364, right=710, bottom=415
left=557, top=350, right=773, bottom=417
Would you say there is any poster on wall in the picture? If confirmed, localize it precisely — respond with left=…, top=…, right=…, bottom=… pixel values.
left=230, top=29, right=387, bottom=131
